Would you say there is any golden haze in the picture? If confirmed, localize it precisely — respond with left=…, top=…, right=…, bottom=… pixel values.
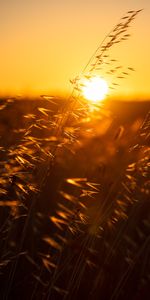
left=0, top=0, right=150, bottom=100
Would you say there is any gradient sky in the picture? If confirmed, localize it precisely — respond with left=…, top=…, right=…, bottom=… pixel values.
left=0, top=0, right=150, bottom=99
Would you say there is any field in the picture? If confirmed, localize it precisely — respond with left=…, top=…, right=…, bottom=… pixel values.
left=0, top=96, right=149, bottom=299
left=0, top=7, right=149, bottom=300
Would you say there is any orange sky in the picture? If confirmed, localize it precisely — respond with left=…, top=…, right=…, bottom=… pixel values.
left=0, top=0, right=150, bottom=99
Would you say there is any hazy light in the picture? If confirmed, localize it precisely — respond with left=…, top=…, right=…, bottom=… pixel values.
left=82, top=77, right=108, bottom=103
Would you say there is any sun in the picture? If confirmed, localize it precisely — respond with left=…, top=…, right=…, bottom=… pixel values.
left=82, top=76, right=108, bottom=103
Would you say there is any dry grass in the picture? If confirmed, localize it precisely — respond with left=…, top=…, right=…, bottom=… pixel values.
left=0, top=9, right=150, bottom=300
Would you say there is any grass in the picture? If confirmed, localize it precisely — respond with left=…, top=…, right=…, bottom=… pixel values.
left=0, top=9, right=150, bottom=300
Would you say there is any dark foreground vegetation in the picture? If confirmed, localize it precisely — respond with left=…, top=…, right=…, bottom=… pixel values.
left=0, top=97, right=149, bottom=300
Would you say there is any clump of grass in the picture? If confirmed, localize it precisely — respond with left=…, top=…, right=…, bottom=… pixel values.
left=0, top=8, right=149, bottom=300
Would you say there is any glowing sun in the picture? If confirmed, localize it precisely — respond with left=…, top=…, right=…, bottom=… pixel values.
left=82, top=76, right=108, bottom=103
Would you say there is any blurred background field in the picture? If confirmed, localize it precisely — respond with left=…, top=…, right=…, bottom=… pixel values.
left=0, top=97, right=149, bottom=299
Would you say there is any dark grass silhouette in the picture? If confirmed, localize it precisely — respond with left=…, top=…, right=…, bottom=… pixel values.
left=0, top=9, right=150, bottom=300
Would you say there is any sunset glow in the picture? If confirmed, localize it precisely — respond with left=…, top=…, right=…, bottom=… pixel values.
left=82, top=77, right=108, bottom=102
left=0, top=1, right=149, bottom=99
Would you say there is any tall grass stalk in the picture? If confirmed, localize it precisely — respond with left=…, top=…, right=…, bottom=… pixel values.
left=0, top=8, right=149, bottom=300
